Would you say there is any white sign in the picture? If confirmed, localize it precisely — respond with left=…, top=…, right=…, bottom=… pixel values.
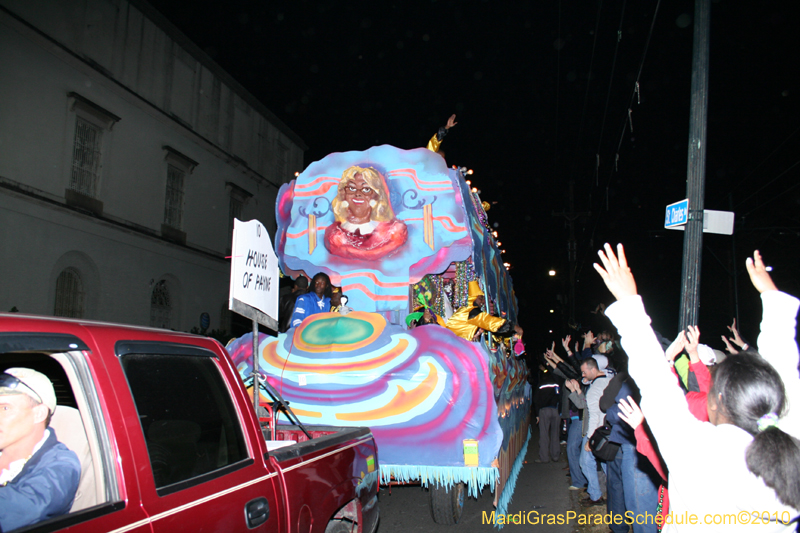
left=665, top=209, right=735, bottom=235
left=229, top=219, right=279, bottom=328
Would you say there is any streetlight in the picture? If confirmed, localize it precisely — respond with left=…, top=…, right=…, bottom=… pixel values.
left=548, top=270, right=556, bottom=277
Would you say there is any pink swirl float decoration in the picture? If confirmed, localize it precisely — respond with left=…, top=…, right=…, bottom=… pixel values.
left=229, top=312, right=503, bottom=468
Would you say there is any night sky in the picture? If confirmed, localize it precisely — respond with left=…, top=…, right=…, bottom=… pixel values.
left=149, top=0, right=799, bottom=351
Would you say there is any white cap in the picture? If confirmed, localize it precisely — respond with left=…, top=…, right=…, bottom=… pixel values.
left=697, top=344, right=717, bottom=365
left=1, top=367, right=57, bottom=413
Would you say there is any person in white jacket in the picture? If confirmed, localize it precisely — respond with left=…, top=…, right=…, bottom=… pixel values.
left=594, top=244, right=799, bottom=531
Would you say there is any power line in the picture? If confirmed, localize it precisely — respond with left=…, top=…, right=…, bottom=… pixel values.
left=609, top=0, right=662, bottom=160
left=594, top=0, right=627, bottom=166
left=730, top=124, right=800, bottom=195
left=571, top=0, right=604, bottom=180
left=554, top=0, right=562, bottom=179
left=738, top=158, right=800, bottom=215
left=577, top=0, right=663, bottom=280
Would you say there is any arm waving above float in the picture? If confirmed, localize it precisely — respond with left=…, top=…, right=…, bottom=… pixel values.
left=427, top=114, right=457, bottom=153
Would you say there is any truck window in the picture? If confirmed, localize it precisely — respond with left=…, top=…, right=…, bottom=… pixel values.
left=119, top=351, right=248, bottom=495
left=0, top=347, right=120, bottom=528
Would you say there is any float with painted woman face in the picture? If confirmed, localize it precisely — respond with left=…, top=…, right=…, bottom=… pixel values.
left=324, top=166, right=408, bottom=260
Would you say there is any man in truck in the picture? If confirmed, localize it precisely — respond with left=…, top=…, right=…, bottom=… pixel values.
left=0, top=368, right=80, bottom=531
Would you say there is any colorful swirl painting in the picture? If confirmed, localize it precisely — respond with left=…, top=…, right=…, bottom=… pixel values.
left=229, top=311, right=531, bottom=497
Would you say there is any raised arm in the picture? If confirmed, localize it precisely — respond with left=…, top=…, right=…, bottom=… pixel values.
left=618, top=396, right=668, bottom=482
left=747, top=251, right=800, bottom=438
left=595, top=244, right=707, bottom=466
left=726, top=318, right=750, bottom=351
left=426, top=114, right=457, bottom=152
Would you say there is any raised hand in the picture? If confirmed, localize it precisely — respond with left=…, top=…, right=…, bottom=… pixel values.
left=617, top=396, right=645, bottom=430
left=726, top=318, right=747, bottom=349
left=562, top=335, right=572, bottom=352
left=545, top=345, right=563, bottom=364
left=593, top=243, right=638, bottom=301
left=445, top=114, right=458, bottom=130
left=582, top=331, right=595, bottom=349
left=745, top=250, right=777, bottom=294
left=665, top=331, right=686, bottom=363
left=685, top=325, right=701, bottom=363
left=720, top=335, right=739, bottom=355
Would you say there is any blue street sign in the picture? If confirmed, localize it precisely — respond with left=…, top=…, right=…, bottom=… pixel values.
left=665, top=199, right=689, bottom=228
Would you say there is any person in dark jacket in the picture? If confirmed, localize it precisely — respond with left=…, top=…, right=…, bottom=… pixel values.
left=601, top=372, right=660, bottom=533
left=289, top=273, right=332, bottom=328
left=279, top=276, right=309, bottom=332
left=0, top=368, right=80, bottom=531
left=534, top=371, right=562, bottom=463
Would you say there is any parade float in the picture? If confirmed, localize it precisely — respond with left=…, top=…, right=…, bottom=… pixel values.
left=228, top=145, right=530, bottom=525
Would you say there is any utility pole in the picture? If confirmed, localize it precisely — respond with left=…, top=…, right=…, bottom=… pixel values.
left=678, top=0, right=711, bottom=331
left=553, top=180, right=590, bottom=323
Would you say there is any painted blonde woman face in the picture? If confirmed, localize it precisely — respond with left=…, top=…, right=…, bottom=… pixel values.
left=342, top=173, right=377, bottom=224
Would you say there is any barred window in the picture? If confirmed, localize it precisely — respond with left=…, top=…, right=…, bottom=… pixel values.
left=225, top=182, right=252, bottom=244
left=228, top=195, right=243, bottom=237
left=150, top=280, right=172, bottom=329
left=54, top=267, right=85, bottom=318
left=163, top=164, right=185, bottom=229
left=71, top=117, right=103, bottom=198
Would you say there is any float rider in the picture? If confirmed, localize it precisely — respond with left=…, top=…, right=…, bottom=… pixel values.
left=445, top=281, right=523, bottom=341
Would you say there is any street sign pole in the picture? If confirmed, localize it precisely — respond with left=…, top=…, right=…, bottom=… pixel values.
left=679, top=0, right=711, bottom=332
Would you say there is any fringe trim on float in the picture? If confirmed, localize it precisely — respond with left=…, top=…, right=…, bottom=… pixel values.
left=379, top=464, right=499, bottom=499
left=494, top=427, right=531, bottom=529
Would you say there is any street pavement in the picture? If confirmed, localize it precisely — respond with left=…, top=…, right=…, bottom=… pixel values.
left=376, top=424, right=584, bottom=533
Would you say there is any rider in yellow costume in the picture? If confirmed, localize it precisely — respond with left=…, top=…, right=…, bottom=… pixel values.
left=426, top=114, right=457, bottom=155
left=446, top=281, right=523, bottom=341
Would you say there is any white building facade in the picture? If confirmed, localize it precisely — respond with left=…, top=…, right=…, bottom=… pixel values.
left=0, top=0, right=305, bottom=332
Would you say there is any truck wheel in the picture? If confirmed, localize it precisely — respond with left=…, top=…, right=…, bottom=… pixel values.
left=325, top=519, right=356, bottom=533
left=429, top=482, right=465, bottom=525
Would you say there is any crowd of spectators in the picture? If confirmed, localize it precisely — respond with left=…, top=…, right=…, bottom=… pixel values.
left=533, top=246, right=799, bottom=532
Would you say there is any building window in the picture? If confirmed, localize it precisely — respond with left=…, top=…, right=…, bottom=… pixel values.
left=65, top=93, right=120, bottom=209
left=164, top=164, right=185, bottom=229
left=150, top=280, right=172, bottom=329
left=54, top=268, right=84, bottom=318
left=71, top=117, right=103, bottom=198
left=228, top=195, right=243, bottom=237
left=225, top=182, right=253, bottom=241
left=160, top=147, right=197, bottom=244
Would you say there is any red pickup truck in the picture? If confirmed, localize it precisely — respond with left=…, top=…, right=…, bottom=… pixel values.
left=0, top=313, right=379, bottom=533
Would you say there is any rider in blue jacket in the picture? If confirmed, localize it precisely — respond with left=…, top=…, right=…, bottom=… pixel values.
left=290, top=272, right=333, bottom=328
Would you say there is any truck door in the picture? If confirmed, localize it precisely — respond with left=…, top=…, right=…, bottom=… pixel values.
left=0, top=331, right=151, bottom=533
left=116, top=341, right=281, bottom=533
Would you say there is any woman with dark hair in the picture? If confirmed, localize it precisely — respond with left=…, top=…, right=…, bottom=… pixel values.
left=289, top=272, right=332, bottom=328
left=595, top=245, right=799, bottom=530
